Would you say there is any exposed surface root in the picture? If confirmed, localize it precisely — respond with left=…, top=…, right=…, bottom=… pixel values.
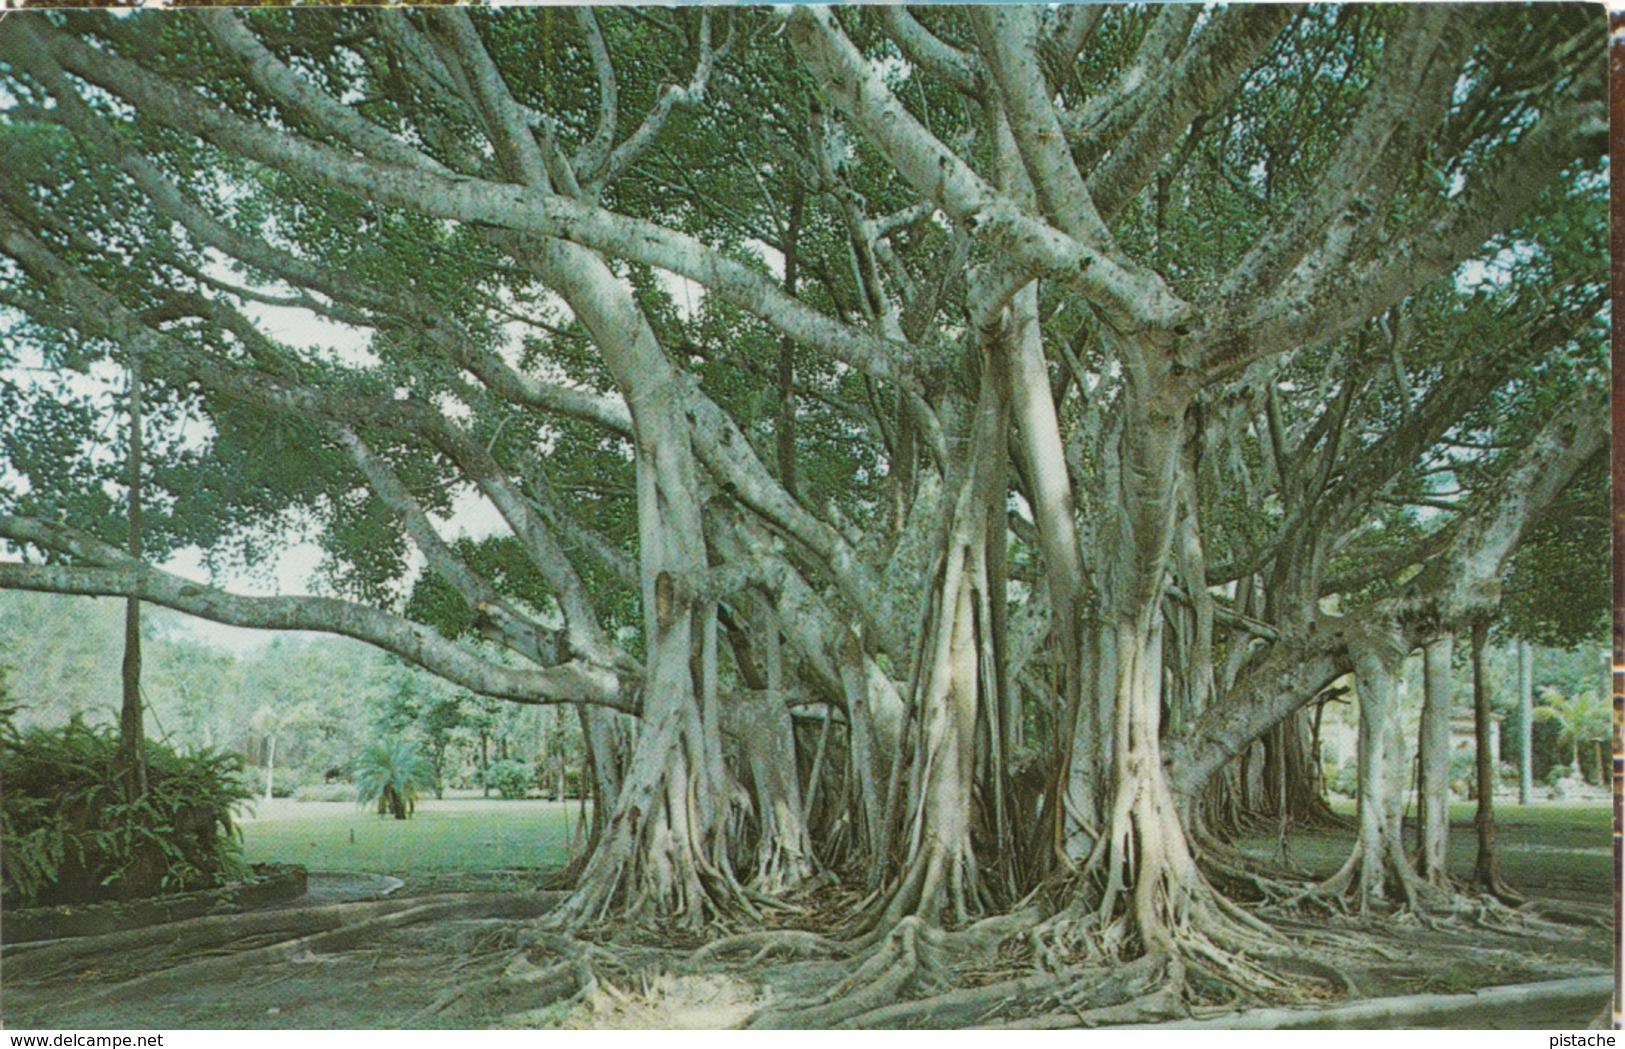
left=1516, top=898, right=1611, bottom=930
left=1023, top=870, right=1327, bottom=1015
left=747, top=915, right=948, bottom=1028
left=51, top=894, right=558, bottom=1010
left=1295, top=840, right=1460, bottom=918
left=837, top=971, right=1064, bottom=1028
left=3, top=894, right=488, bottom=982
left=687, top=929, right=839, bottom=965
left=1199, top=853, right=1312, bottom=906
left=409, top=930, right=630, bottom=1025
left=9, top=873, right=1606, bottom=1030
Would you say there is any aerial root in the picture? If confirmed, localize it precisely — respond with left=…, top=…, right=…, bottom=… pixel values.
left=746, top=915, right=946, bottom=1029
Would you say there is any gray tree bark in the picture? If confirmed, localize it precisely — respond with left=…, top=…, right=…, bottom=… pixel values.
left=1416, top=635, right=1455, bottom=885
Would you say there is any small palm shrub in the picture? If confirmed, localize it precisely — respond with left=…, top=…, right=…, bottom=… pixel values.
left=1, top=700, right=253, bottom=908
left=354, top=740, right=433, bottom=819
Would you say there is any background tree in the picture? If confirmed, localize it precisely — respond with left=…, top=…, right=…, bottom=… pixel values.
left=1535, top=688, right=1611, bottom=783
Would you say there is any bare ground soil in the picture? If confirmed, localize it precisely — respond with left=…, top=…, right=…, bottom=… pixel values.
left=2, top=810, right=1611, bottom=1030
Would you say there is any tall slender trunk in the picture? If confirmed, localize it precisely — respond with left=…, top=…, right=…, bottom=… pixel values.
left=1416, top=635, right=1454, bottom=884
left=1005, top=281, right=1089, bottom=873
left=263, top=734, right=276, bottom=803
left=777, top=186, right=801, bottom=501
left=553, top=704, right=567, bottom=801
left=1471, top=620, right=1519, bottom=902
left=117, top=360, right=147, bottom=800
left=1518, top=640, right=1533, bottom=805
left=576, top=705, right=624, bottom=850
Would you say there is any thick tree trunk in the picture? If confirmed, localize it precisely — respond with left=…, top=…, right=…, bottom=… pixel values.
left=838, top=629, right=904, bottom=869
left=1416, top=635, right=1454, bottom=884
left=555, top=569, right=742, bottom=928
left=1046, top=347, right=1277, bottom=980
left=878, top=465, right=994, bottom=924
left=868, top=326, right=1010, bottom=929
left=1315, top=629, right=1429, bottom=913
left=723, top=689, right=818, bottom=894
left=538, top=236, right=750, bottom=928
left=1086, top=373, right=1219, bottom=944
left=1098, top=615, right=1208, bottom=951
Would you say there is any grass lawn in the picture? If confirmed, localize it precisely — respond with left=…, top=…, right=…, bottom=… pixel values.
left=238, top=795, right=587, bottom=876
left=241, top=791, right=1608, bottom=905
left=1237, top=799, right=1612, bottom=902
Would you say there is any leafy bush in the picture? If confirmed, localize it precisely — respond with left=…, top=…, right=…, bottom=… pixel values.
left=1545, top=763, right=1575, bottom=787
left=270, top=766, right=327, bottom=798
left=1, top=703, right=253, bottom=908
left=545, top=767, right=585, bottom=801
left=1324, top=758, right=1357, bottom=797
left=293, top=782, right=358, bottom=803
left=484, top=759, right=533, bottom=800
left=354, top=740, right=433, bottom=819
left=1447, top=748, right=1477, bottom=796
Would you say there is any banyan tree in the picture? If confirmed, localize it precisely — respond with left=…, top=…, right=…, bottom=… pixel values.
left=0, top=3, right=1606, bottom=1022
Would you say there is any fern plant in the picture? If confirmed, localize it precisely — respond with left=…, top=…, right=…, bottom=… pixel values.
left=1, top=682, right=254, bottom=908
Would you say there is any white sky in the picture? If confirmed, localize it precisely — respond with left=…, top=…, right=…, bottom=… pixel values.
left=2, top=288, right=514, bottom=654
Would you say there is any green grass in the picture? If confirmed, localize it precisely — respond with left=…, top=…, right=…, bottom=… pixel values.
left=1441, top=801, right=1612, bottom=891
left=238, top=797, right=586, bottom=875
left=1238, top=800, right=1612, bottom=899
left=243, top=793, right=1609, bottom=903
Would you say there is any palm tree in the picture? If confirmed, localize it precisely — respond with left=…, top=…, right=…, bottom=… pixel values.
left=354, top=740, right=433, bottom=819
left=1535, top=690, right=1611, bottom=784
